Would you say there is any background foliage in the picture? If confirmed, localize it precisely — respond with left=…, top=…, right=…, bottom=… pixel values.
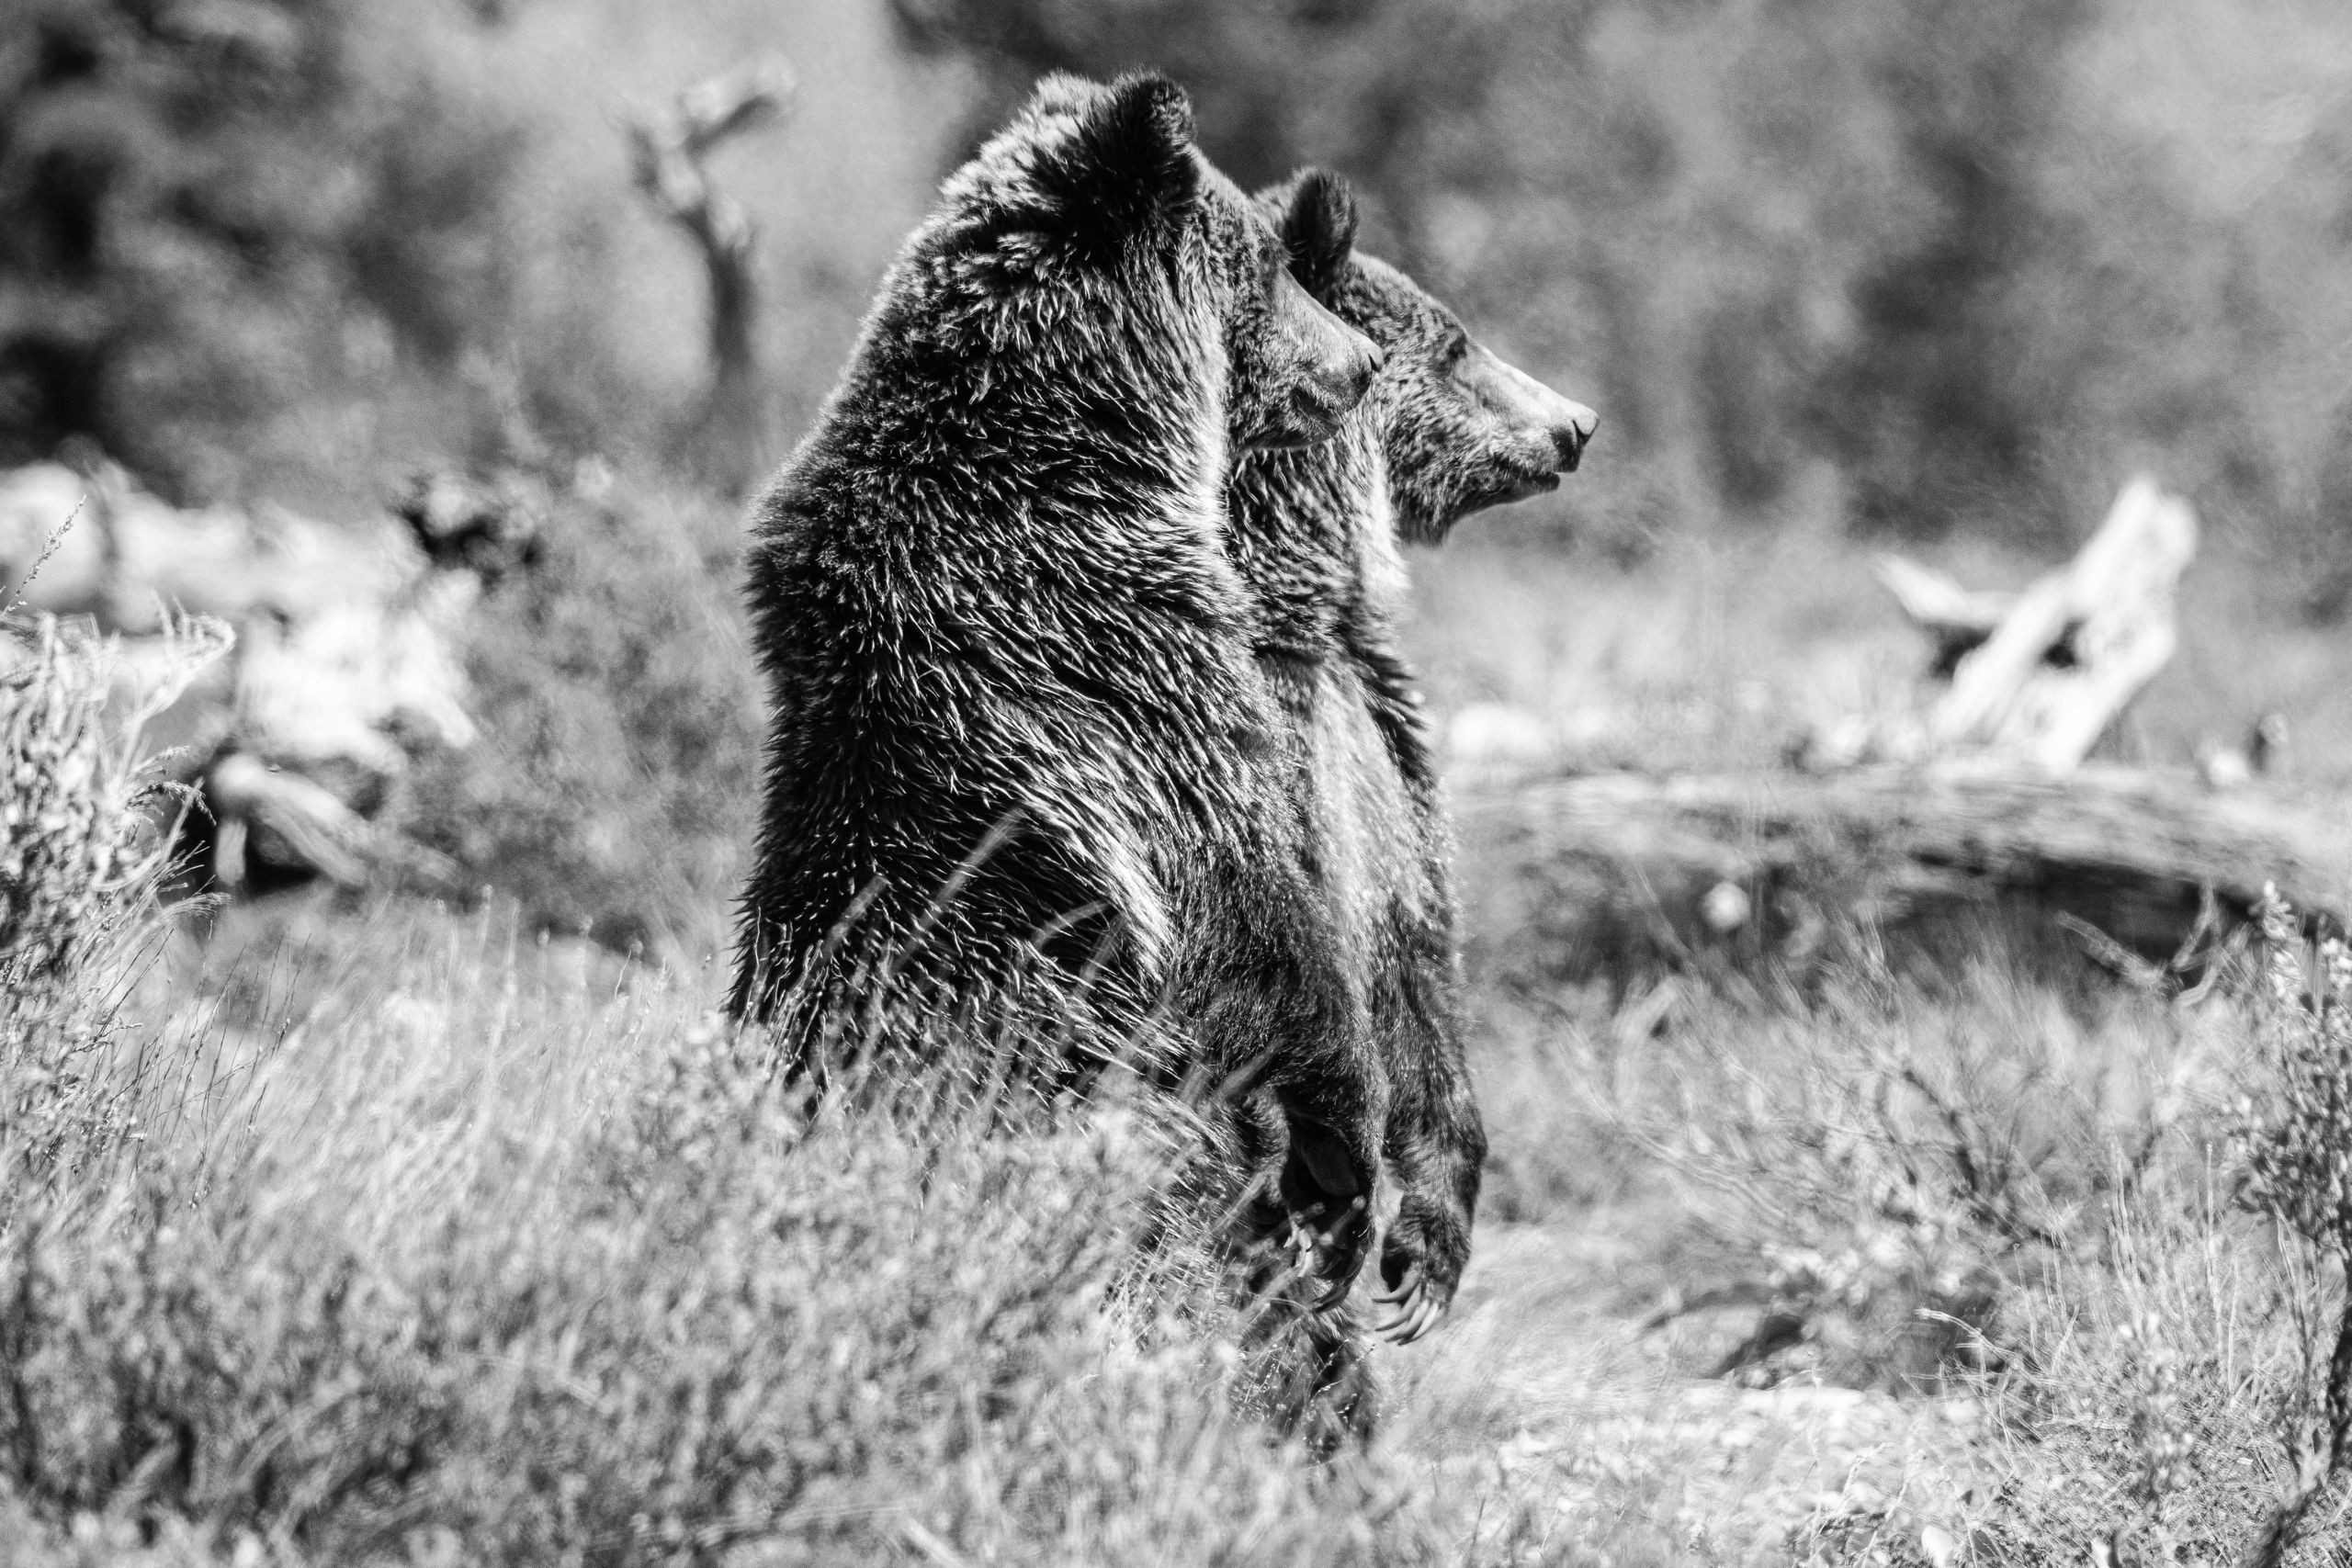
left=11, top=0, right=2352, bottom=573
left=11, top=6, right=2352, bottom=1562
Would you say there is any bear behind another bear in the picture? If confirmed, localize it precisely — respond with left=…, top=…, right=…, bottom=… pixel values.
left=1220, top=171, right=1596, bottom=1442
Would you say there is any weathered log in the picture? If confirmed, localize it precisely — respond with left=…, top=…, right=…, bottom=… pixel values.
left=1816, top=475, right=2199, bottom=774
left=204, top=751, right=372, bottom=890
left=1872, top=556, right=2013, bottom=678
left=1458, top=763, right=2352, bottom=987
left=1931, top=477, right=2196, bottom=772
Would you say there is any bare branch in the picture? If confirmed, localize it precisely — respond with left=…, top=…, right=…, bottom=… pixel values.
left=627, top=56, right=796, bottom=417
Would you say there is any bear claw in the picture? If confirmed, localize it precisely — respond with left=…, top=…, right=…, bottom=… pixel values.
left=1372, top=1258, right=1448, bottom=1345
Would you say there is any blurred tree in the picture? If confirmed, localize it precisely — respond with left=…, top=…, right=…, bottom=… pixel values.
left=888, top=0, right=1928, bottom=531
left=7, top=0, right=2343, bottom=574
left=1812, top=0, right=2098, bottom=541
left=0, top=0, right=530, bottom=500
left=626, top=56, right=797, bottom=494
left=898, top=0, right=2352, bottom=559
left=888, top=0, right=1545, bottom=275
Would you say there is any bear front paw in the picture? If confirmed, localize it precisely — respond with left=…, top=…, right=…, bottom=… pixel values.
left=1272, top=1118, right=1374, bottom=1307
left=1372, top=1196, right=1469, bottom=1345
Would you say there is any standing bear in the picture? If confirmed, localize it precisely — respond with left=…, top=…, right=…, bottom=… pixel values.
left=731, top=74, right=1389, bottom=1292
left=1222, top=168, right=1594, bottom=1431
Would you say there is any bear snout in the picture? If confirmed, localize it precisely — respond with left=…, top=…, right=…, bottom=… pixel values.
left=1550, top=400, right=1598, bottom=472
left=1300, top=305, right=1380, bottom=413
left=1466, top=344, right=1595, bottom=475
left=1326, top=331, right=1383, bottom=410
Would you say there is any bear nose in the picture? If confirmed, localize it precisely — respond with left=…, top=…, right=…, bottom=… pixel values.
left=1553, top=400, right=1598, bottom=470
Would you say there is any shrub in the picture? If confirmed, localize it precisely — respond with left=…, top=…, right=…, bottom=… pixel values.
left=0, top=891, right=1507, bottom=1565
left=398, top=468, right=762, bottom=961
left=2222, top=887, right=2352, bottom=1566
left=2, top=612, right=226, bottom=1215
left=1904, top=894, right=2352, bottom=1565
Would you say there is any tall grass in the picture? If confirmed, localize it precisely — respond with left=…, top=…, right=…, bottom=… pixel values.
left=0, top=617, right=1555, bottom=1565
left=1459, top=888, right=2352, bottom=1563
left=19, top=508, right=2352, bottom=1563
left=4, top=614, right=229, bottom=1215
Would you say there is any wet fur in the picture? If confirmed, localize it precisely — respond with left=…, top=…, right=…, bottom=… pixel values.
left=730, top=77, right=1386, bottom=1293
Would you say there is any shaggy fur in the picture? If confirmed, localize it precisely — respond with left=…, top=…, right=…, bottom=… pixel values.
left=1225, top=168, right=1597, bottom=1437
left=730, top=76, right=1387, bottom=1292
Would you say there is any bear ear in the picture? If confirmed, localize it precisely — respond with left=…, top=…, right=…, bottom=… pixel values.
left=1272, top=166, right=1358, bottom=299
left=1032, top=71, right=1199, bottom=243
left=1025, top=72, right=1099, bottom=118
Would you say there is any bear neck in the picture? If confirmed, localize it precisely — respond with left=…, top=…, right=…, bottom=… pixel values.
left=879, top=246, right=1234, bottom=578
left=1225, top=415, right=1433, bottom=788
left=1226, top=412, right=1388, bottom=660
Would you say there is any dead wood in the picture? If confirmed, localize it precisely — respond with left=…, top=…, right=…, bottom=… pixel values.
left=204, top=751, right=372, bottom=890
left=1929, top=477, right=2197, bottom=772
left=1872, top=556, right=2013, bottom=678
left=1827, top=475, right=2199, bottom=773
left=627, top=57, right=794, bottom=487
left=1459, top=762, right=2352, bottom=985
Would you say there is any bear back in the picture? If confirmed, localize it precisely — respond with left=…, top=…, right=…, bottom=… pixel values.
left=731, top=76, right=1357, bottom=1067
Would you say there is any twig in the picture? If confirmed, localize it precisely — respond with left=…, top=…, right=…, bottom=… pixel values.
left=626, top=58, right=794, bottom=402
left=2055, top=912, right=2172, bottom=994
left=1, top=497, right=83, bottom=620
left=900, top=1516, right=973, bottom=1568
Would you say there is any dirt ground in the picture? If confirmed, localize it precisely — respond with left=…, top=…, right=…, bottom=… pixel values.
left=1384, top=1213, right=1994, bottom=1566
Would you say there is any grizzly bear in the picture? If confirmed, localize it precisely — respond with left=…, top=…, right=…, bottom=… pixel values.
left=1223, top=169, right=1594, bottom=1434
left=730, top=75, right=1389, bottom=1292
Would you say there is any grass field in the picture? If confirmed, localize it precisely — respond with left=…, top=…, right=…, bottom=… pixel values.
left=9, top=520, right=2352, bottom=1565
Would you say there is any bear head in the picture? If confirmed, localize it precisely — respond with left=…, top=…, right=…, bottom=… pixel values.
left=1216, top=165, right=1385, bottom=450
left=963, top=75, right=1381, bottom=452
left=1261, top=169, right=1597, bottom=542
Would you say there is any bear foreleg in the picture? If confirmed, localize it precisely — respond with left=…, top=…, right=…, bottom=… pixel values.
left=1368, top=898, right=1486, bottom=1345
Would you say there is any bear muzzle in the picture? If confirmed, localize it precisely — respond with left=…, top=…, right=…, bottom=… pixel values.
left=1258, top=268, right=1383, bottom=447
left=1294, top=326, right=1383, bottom=434
left=1550, top=395, right=1599, bottom=473
left=1466, top=344, right=1596, bottom=479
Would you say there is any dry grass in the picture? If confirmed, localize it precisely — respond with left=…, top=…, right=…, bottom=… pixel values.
left=2, top=632, right=1570, bottom=1565
left=14, top=504, right=2352, bottom=1564
left=3, top=891, right=1538, bottom=1565
left=4, top=614, right=229, bottom=1216
left=1406, top=517, right=2352, bottom=785
left=1454, top=897, right=2352, bottom=1565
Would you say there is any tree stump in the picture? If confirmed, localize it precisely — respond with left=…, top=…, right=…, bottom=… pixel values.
left=1927, top=476, right=2197, bottom=772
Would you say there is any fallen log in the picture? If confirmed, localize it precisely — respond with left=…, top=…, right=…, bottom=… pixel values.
left=1458, top=763, right=2352, bottom=987
left=204, top=751, right=372, bottom=890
